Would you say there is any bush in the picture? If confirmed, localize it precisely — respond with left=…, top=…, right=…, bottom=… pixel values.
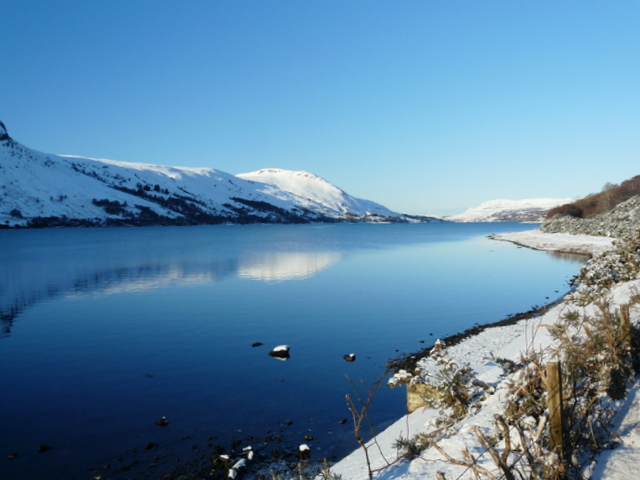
left=9, top=208, right=23, bottom=218
left=547, top=203, right=583, bottom=218
left=547, top=175, right=640, bottom=219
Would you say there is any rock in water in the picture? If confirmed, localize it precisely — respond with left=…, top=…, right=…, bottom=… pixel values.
left=298, top=444, right=311, bottom=460
left=268, top=345, right=290, bottom=360
left=155, top=416, right=170, bottom=427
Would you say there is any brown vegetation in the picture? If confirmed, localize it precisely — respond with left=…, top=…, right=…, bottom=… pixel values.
left=547, top=175, right=640, bottom=219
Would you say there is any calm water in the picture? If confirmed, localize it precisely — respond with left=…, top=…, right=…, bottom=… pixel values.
left=0, top=223, right=583, bottom=479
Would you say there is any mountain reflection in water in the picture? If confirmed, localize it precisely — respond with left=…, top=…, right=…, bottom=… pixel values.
left=0, top=227, right=345, bottom=337
left=238, top=252, right=343, bottom=282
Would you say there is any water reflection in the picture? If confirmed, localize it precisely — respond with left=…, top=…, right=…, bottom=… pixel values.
left=546, top=251, right=589, bottom=263
left=0, top=248, right=342, bottom=337
left=238, top=252, right=343, bottom=281
left=65, top=261, right=238, bottom=297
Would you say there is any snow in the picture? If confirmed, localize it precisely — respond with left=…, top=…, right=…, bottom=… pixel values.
left=448, top=198, right=573, bottom=223
left=490, top=229, right=615, bottom=255
left=332, top=314, right=556, bottom=480
left=331, top=228, right=637, bottom=480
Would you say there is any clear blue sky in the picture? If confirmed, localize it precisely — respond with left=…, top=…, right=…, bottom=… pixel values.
left=2, top=1, right=639, bottom=216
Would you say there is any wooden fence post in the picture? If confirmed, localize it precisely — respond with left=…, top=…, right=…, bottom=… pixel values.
left=620, top=304, right=632, bottom=352
left=546, top=361, right=565, bottom=460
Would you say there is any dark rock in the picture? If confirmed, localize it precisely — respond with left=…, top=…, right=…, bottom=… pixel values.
left=38, top=445, right=52, bottom=453
left=155, top=416, right=170, bottom=427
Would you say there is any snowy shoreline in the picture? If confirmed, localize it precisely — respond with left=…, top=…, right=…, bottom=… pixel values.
left=489, top=229, right=615, bottom=256
left=331, top=227, right=637, bottom=480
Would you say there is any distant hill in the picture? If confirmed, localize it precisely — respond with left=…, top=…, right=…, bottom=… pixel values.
left=0, top=121, right=437, bottom=228
left=447, top=198, right=573, bottom=223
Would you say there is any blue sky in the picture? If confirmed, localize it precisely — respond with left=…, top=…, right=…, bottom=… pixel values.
left=2, top=1, right=639, bottom=216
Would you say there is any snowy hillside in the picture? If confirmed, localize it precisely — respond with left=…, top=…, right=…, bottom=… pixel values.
left=447, top=198, right=574, bottom=223
left=0, top=122, right=431, bottom=227
left=237, top=168, right=398, bottom=218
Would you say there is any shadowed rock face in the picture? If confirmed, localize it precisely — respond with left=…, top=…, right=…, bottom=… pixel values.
left=0, top=121, right=9, bottom=141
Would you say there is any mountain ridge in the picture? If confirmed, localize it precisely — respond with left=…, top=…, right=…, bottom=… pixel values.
left=0, top=123, right=437, bottom=228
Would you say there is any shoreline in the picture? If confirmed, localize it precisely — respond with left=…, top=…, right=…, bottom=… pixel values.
left=387, top=298, right=564, bottom=374
left=330, top=227, right=632, bottom=480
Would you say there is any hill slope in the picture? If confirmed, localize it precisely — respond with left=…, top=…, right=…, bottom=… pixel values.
left=0, top=122, right=432, bottom=227
left=237, top=168, right=399, bottom=218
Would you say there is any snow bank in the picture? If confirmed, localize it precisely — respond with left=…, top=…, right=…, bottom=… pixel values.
left=331, top=304, right=558, bottom=480
left=490, top=229, right=615, bottom=256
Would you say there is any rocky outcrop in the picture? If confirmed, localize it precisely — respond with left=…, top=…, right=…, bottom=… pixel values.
left=541, top=195, right=640, bottom=238
left=0, top=121, right=10, bottom=142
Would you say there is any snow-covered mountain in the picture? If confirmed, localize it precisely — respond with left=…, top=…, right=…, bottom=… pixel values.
left=0, top=122, right=434, bottom=227
left=447, top=198, right=574, bottom=223
left=237, top=168, right=399, bottom=218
